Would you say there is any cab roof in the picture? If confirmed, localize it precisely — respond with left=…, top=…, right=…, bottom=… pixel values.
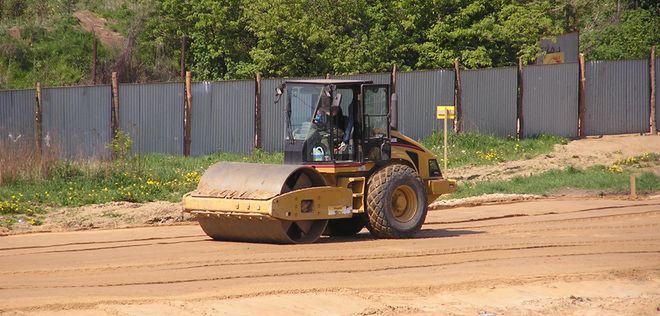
left=285, top=79, right=374, bottom=85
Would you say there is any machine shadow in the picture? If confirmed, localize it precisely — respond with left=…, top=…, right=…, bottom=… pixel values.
left=318, top=228, right=483, bottom=244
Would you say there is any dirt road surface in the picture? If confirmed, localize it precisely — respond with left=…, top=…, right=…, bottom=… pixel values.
left=1, top=198, right=659, bottom=315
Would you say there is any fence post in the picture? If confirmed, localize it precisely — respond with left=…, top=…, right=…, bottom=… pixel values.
left=517, top=57, right=524, bottom=138
left=35, top=82, right=43, bottom=158
left=650, top=46, right=656, bottom=134
left=578, top=53, right=587, bottom=138
left=453, top=59, right=462, bottom=133
left=184, top=71, right=192, bottom=156
left=111, top=72, right=119, bottom=145
left=391, top=64, right=397, bottom=94
left=255, top=73, right=262, bottom=150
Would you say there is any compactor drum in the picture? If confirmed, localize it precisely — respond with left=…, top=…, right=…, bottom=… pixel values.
left=183, top=79, right=456, bottom=243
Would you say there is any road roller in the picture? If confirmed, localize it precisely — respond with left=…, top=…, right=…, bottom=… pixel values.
left=183, top=79, right=456, bottom=243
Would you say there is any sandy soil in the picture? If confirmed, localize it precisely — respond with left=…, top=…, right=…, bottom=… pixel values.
left=447, top=134, right=660, bottom=182
left=73, top=10, right=126, bottom=50
left=6, top=201, right=190, bottom=235
left=1, top=198, right=659, bottom=315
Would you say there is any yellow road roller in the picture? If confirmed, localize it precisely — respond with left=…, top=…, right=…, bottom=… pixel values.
left=183, top=79, right=456, bottom=243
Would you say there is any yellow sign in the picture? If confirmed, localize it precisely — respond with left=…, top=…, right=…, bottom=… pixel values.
left=436, top=106, right=455, bottom=120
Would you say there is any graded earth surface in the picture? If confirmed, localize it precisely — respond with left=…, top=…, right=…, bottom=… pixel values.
left=1, top=198, right=659, bottom=315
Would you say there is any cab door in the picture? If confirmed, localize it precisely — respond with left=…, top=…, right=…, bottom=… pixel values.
left=361, top=84, right=391, bottom=162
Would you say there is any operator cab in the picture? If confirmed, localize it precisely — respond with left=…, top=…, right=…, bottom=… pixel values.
left=275, top=79, right=391, bottom=165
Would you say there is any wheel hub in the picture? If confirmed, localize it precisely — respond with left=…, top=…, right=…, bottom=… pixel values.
left=391, top=185, right=417, bottom=223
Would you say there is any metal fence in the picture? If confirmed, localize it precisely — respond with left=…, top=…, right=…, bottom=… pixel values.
left=41, top=86, right=112, bottom=159
left=462, top=67, right=517, bottom=137
left=2, top=56, right=657, bottom=158
left=585, top=59, right=650, bottom=135
left=0, top=89, right=35, bottom=150
left=191, top=80, right=255, bottom=156
left=523, top=63, right=579, bottom=138
left=397, top=69, right=455, bottom=140
left=119, top=82, right=185, bottom=155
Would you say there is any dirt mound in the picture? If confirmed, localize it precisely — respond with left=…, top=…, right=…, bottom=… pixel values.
left=9, top=201, right=191, bottom=235
left=448, top=134, right=660, bottom=182
left=73, top=10, right=126, bottom=50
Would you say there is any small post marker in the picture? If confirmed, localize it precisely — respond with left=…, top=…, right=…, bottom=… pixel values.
left=629, top=175, right=637, bottom=200
left=436, top=106, right=455, bottom=171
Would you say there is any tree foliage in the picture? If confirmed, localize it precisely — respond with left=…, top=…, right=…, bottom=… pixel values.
left=0, top=0, right=658, bottom=88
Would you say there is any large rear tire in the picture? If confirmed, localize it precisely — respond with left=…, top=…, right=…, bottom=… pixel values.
left=365, top=164, right=428, bottom=238
left=324, top=216, right=366, bottom=236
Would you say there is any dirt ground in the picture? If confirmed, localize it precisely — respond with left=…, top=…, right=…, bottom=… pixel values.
left=1, top=198, right=659, bottom=315
left=448, top=134, right=660, bottom=182
left=73, top=10, right=126, bottom=50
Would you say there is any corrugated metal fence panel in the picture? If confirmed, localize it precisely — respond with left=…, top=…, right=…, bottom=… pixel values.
left=191, top=80, right=255, bottom=156
left=0, top=89, right=35, bottom=150
left=397, top=69, right=454, bottom=141
left=41, top=86, right=112, bottom=159
left=522, top=63, right=579, bottom=138
left=331, top=72, right=390, bottom=84
left=585, top=59, right=650, bottom=135
left=462, top=67, right=517, bottom=137
left=261, top=78, right=286, bottom=152
left=119, top=82, right=184, bottom=155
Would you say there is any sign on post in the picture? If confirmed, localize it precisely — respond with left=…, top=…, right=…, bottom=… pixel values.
left=436, top=105, right=455, bottom=171
left=436, top=106, right=455, bottom=120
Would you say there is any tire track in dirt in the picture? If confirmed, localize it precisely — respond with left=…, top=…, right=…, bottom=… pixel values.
left=3, top=237, right=658, bottom=277
left=430, top=210, right=660, bottom=230
left=425, top=203, right=660, bottom=225
left=0, top=237, right=208, bottom=258
left=4, top=267, right=657, bottom=313
left=483, top=222, right=660, bottom=234
left=0, top=234, right=205, bottom=252
left=4, top=250, right=657, bottom=290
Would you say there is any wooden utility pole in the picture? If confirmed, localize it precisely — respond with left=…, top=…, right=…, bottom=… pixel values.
left=180, top=36, right=187, bottom=80
left=453, top=59, right=462, bottom=133
left=578, top=53, right=587, bottom=138
left=184, top=71, right=193, bottom=156
left=255, top=73, right=262, bottom=149
left=35, top=82, right=43, bottom=157
left=92, top=29, right=97, bottom=85
left=650, top=46, right=656, bottom=134
left=517, top=57, right=524, bottom=138
left=111, top=72, right=120, bottom=155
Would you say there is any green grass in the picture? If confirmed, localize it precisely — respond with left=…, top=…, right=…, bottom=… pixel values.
left=451, top=165, right=660, bottom=199
left=420, top=132, right=567, bottom=169
left=0, top=150, right=283, bottom=228
left=0, top=16, right=110, bottom=89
